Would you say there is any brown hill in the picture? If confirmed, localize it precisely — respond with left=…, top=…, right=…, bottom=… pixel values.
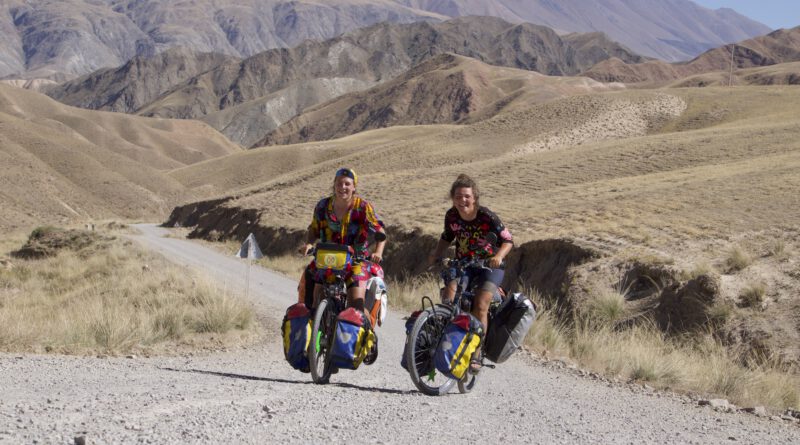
left=671, top=62, right=800, bottom=87
left=0, top=84, right=241, bottom=231
left=584, top=27, right=800, bottom=84
left=165, top=86, right=800, bottom=365
left=258, top=53, right=624, bottom=146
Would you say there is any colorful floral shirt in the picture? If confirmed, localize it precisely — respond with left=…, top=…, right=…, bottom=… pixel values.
left=441, top=206, right=513, bottom=259
left=309, top=196, right=384, bottom=258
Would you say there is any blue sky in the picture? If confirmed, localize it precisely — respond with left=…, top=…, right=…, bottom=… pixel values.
left=693, top=0, right=799, bottom=30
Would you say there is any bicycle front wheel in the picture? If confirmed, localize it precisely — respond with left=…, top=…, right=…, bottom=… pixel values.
left=309, top=298, right=336, bottom=384
left=405, top=306, right=456, bottom=396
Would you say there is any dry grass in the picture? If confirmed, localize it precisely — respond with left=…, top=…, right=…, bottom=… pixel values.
left=388, top=274, right=800, bottom=410
left=582, top=288, right=628, bottom=328
left=725, top=246, right=753, bottom=273
left=256, top=254, right=310, bottom=279
left=0, top=234, right=256, bottom=355
left=388, top=274, right=442, bottom=313
left=523, top=298, right=800, bottom=411
left=680, top=261, right=714, bottom=281
left=739, top=283, right=766, bottom=308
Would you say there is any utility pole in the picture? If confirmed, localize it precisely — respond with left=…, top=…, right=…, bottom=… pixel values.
left=728, top=44, right=736, bottom=87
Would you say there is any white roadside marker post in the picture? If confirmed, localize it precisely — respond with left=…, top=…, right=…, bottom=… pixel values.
left=235, top=233, right=264, bottom=299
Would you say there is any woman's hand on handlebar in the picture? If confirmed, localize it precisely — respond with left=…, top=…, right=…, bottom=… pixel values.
left=488, top=255, right=504, bottom=269
left=298, top=243, right=313, bottom=256
left=369, top=252, right=383, bottom=264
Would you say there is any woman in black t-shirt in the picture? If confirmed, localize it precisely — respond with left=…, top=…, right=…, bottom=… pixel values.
left=428, top=174, right=513, bottom=371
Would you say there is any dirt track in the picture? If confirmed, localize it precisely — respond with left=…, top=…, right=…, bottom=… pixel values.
left=0, top=225, right=797, bottom=444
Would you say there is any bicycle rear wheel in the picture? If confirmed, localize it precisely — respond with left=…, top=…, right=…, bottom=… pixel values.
left=405, top=306, right=456, bottom=396
left=309, top=299, right=336, bottom=384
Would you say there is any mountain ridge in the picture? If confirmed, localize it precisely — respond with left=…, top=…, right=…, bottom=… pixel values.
left=48, top=16, right=644, bottom=147
left=0, top=0, right=770, bottom=80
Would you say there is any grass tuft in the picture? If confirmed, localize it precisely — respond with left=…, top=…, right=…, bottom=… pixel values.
left=680, top=261, right=714, bottom=281
left=738, top=283, right=766, bottom=308
left=724, top=246, right=752, bottom=273
left=583, top=289, right=627, bottom=327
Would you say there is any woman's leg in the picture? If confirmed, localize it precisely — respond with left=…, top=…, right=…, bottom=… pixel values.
left=470, top=268, right=505, bottom=331
left=469, top=268, right=504, bottom=372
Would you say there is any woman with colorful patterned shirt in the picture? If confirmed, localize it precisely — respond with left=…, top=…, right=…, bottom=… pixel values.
left=428, top=173, right=513, bottom=372
left=298, top=168, right=387, bottom=318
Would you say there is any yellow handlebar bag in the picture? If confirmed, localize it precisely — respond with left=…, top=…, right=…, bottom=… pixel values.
left=314, top=243, right=353, bottom=273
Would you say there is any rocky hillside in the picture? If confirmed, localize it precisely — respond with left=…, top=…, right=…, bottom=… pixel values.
left=0, top=0, right=769, bottom=80
left=46, top=48, right=240, bottom=114
left=258, top=53, right=624, bottom=146
left=49, top=17, right=643, bottom=147
left=584, top=27, right=800, bottom=84
left=0, top=0, right=444, bottom=80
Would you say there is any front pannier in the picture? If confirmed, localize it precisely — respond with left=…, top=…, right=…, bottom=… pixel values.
left=485, top=293, right=536, bottom=363
left=281, top=303, right=311, bottom=372
left=434, top=313, right=484, bottom=380
left=330, top=308, right=375, bottom=370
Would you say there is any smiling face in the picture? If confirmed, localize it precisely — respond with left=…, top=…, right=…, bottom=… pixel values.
left=452, top=186, right=477, bottom=219
left=333, top=175, right=356, bottom=202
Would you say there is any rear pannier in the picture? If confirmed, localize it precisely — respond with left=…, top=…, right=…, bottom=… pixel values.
left=434, top=313, right=484, bottom=380
left=485, top=293, right=536, bottom=364
left=281, top=303, right=311, bottom=372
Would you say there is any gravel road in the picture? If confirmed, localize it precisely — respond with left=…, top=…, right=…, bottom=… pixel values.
left=1, top=224, right=798, bottom=444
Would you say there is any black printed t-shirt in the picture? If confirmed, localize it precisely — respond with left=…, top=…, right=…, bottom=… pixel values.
left=440, top=206, right=513, bottom=259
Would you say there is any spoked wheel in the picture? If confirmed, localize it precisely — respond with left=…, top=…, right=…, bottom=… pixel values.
left=309, top=299, right=336, bottom=384
left=406, top=306, right=456, bottom=396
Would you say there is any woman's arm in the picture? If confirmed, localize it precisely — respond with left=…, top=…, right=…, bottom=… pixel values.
left=370, top=228, right=387, bottom=263
left=298, top=226, right=317, bottom=255
left=488, top=240, right=512, bottom=269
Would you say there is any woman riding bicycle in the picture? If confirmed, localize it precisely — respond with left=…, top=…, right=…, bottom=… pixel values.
left=427, top=173, right=513, bottom=372
left=298, top=168, right=387, bottom=327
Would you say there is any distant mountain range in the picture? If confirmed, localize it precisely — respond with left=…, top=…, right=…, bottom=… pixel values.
left=46, top=16, right=645, bottom=147
left=0, top=0, right=770, bottom=80
left=583, top=27, right=800, bottom=84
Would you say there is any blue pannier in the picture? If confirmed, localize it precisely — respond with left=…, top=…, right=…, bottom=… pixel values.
left=330, top=308, right=375, bottom=370
left=434, top=313, right=484, bottom=380
left=281, top=303, right=311, bottom=372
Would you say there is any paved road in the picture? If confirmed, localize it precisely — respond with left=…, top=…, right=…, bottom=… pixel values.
left=0, top=224, right=797, bottom=444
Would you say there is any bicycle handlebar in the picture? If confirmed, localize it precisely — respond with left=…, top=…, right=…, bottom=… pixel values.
left=441, top=257, right=505, bottom=271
